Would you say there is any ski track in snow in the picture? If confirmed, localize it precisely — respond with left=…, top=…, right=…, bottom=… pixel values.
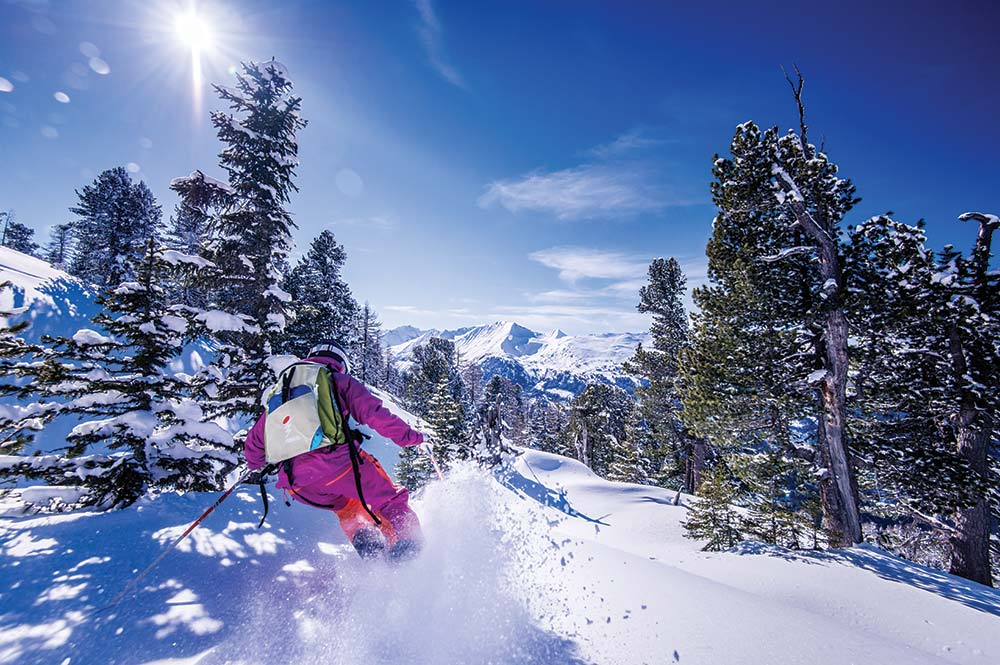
left=2, top=452, right=1000, bottom=664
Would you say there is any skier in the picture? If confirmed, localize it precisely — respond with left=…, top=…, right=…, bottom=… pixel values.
left=244, top=340, right=432, bottom=560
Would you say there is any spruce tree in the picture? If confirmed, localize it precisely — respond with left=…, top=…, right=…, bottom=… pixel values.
left=624, top=257, right=707, bottom=492
left=563, top=384, right=633, bottom=478
left=196, top=59, right=307, bottom=418
left=281, top=230, right=357, bottom=358
left=683, top=467, right=745, bottom=551
left=354, top=302, right=384, bottom=386
left=423, top=373, right=467, bottom=468
left=69, top=168, right=162, bottom=287
left=1, top=240, right=235, bottom=509
left=0, top=214, right=39, bottom=256
left=43, top=223, right=73, bottom=269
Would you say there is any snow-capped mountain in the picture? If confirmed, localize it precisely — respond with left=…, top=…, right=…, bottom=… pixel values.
left=388, top=321, right=648, bottom=399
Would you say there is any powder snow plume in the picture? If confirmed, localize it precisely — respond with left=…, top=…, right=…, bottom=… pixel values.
left=204, top=463, right=588, bottom=664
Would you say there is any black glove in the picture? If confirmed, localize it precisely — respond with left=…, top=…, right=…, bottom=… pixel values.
left=243, top=464, right=276, bottom=485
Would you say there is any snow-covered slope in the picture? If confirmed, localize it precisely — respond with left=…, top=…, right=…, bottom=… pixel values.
left=3, top=449, right=998, bottom=665
left=0, top=246, right=97, bottom=339
left=389, top=321, right=648, bottom=398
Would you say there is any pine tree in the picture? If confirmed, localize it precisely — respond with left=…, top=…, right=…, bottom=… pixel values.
left=0, top=240, right=235, bottom=509
left=354, top=302, right=384, bottom=386
left=43, top=223, right=73, bottom=269
left=735, top=450, right=817, bottom=548
left=183, top=59, right=308, bottom=419
left=69, top=168, right=162, bottom=287
left=280, top=230, right=357, bottom=358
left=395, top=444, right=434, bottom=490
left=563, top=384, right=633, bottom=478
left=0, top=281, right=37, bottom=450
left=424, top=373, right=467, bottom=468
left=682, top=78, right=864, bottom=547
left=381, top=345, right=403, bottom=396
left=0, top=212, right=39, bottom=256
left=472, top=376, right=523, bottom=467
left=525, top=399, right=570, bottom=456
left=683, top=467, right=745, bottom=551
left=624, top=257, right=707, bottom=492
left=607, top=412, right=645, bottom=484
left=402, top=337, right=467, bottom=418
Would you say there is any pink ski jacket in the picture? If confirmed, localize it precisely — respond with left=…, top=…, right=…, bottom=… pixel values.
left=244, top=355, right=423, bottom=490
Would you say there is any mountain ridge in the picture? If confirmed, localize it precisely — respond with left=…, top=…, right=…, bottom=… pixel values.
left=386, top=320, right=648, bottom=399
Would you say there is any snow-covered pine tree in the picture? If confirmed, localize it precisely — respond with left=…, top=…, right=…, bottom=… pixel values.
left=395, top=444, right=434, bottom=491
left=402, top=337, right=467, bottom=417
left=1, top=240, right=235, bottom=509
left=381, top=345, right=403, bottom=396
left=0, top=212, right=39, bottom=256
left=937, top=213, right=999, bottom=587
left=162, top=201, right=211, bottom=307
left=195, top=59, right=307, bottom=418
left=424, top=373, right=467, bottom=468
left=461, top=361, right=484, bottom=411
left=607, top=406, right=645, bottom=485
left=684, top=74, right=864, bottom=547
left=682, top=466, right=744, bottom=551
left=471, top=375, right=523, bottom=467
left=847, top=216, right=983, bottom=538
left=69, top=167, right=162, bottom=288
left=43, top=223, right=73, bottom=270
left=280, top=229, right=357, bottom=358
left=354, top=302, right=384, bottom=386
left=563, top=383, right=633, bottom=478
left=624, top=257, right=707, bottom=492
left=525, top=398, right=571, bottom=456
left=0, top=281, right=38, bottom=450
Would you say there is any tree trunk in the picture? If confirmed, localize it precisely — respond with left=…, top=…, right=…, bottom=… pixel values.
left=782, top=196, right=864, bottom=546
left=950, top=408, right=993, bottom=586
left=685, top=436, right=708, bottom=494
left=947, top=212, right=997, bottom=587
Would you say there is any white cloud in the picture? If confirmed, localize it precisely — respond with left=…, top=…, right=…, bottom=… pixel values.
left=478, top=163, right=666, bottom=221
left=587, top=128, right=674, bottom=159
left=414, top=0, right=464, bottom=88
left=529, top=246, right=648, bottom=283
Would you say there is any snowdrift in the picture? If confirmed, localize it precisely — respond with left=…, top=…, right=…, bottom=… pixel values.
left=3, top=449, right=1000, bottom=664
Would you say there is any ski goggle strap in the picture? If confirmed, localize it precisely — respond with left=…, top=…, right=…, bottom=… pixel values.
left=308, top=342, right=351, bottom=374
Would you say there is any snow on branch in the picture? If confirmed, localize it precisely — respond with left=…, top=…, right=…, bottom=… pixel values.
left=761, top=246, right=816, bottom=263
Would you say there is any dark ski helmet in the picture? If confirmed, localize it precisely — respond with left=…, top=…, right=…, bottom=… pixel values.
left=308, top=340, right=351, bottom=374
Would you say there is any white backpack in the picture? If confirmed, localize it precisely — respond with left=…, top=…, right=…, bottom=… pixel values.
left=260, top=362, right=348, bottom=464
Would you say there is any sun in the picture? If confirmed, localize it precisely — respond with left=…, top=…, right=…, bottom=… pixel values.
left=174, top=11, right=213, bottom=53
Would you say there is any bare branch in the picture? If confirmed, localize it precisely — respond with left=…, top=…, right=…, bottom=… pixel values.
left=782, top=64, right=810, bottom=157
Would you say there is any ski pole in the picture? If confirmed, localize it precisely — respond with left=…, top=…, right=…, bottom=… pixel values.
left=427, top=448, right=445, bottom=482
left=91, top=466, right=253, bottom=618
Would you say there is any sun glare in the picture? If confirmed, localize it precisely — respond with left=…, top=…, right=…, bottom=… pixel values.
left=174, top=11, right=213, bottom=52
left=173, top=9, right=215, bottom=117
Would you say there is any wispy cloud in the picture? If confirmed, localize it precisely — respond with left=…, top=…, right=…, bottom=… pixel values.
left=478, top=164, right=668, bottom=221
left=586, top=128, right=675, bottom=159
left=478, top=127, right=702, bottom=221
left=413, top=0, right=464, bottom=88
left=529, top=246, right=648, bottom=283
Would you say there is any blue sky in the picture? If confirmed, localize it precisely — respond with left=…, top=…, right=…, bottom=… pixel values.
left=1, top=0, right=997, bottom=334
